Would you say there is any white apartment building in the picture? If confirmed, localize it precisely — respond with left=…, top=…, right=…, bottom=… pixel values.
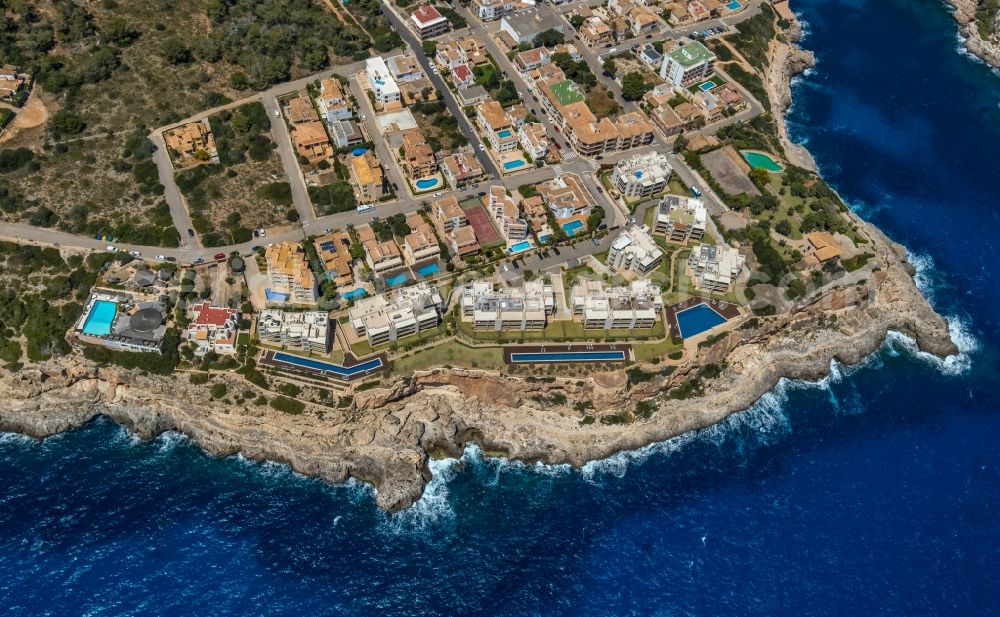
left=518, top=122, right=549, bottom=160
left=256, top=310, right=332, bottom=354
left=654, top=194, right=706, bottom=243
left=388, top=53, right=425, bottom=83
left=461, top=280, right=555, bottom=331
left=570, top=279, right=663, bottom=329
left=486, top=186, right=529, bottom=242
left=474, top=0, right=514, bottom=21
left=365, top=56, right=401, bottom=106
left=607, top=225, right=664, bottom=277
left=348, top=283, right=443, bottom=346
left=610, top=151, right=672, bottom=199
left=660, top=41, right=716, bottom=87
left=688, top=243, right=745, bottom=293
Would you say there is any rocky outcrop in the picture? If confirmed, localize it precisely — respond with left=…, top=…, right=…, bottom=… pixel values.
left=764, top=17, right=817, bottom=171
left=946, top=0, right=1000, bottom=69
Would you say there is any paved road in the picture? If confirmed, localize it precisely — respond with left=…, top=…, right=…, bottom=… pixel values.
left=348, top=76, right=410, bottom=199
left=380, top=3, right=501, bottom=179
left=261, top=93, right=316, bottom=225
left=149, top=130, right=198, bottom=249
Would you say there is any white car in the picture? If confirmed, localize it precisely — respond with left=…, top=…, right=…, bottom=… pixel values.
left=433, top=192, right=443, bottom=198
left=129, top=250, right=141, bottom=258
left=478, top=144, right=486, bottom=152
left=156, top=254, right=168, bottom=261
left=106, top=245, right=116, bottom=252
left=273, top=109, right=280, bottom=118
left=257, top=228, right=266, bottom=238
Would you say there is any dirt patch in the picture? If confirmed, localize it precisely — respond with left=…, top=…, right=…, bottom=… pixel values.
left=701, top=146, right=760, bottom=196
left=0, top=89, right=54, bottom=147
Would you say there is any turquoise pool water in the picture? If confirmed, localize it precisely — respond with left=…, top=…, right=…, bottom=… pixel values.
left=562, top=220, right=584, bottom=236
left=675, top=303, right=727, bottom=338
left=497, top=129, right=513, bottom=139
left=265, top=289, right=290, bottom=302
left=273, top=352, right=382, bottom=377
left=539, top=234, right=552, bottom=243
left=741, top=151, right=784, bottom=172
left=503, top=159, right=526, bottom=171
left=385, top=273, right=409, bottom=287
left=81, top=300, right=117, bottom=336
left=340, top=288, right=367, bottom=300
left=699, top=80, right=717, bottom=91
left=415, top=178, right=439, bottom=190
left=726, top=0, right=741, bottom=10
left=508, top=241, right=531, bottom=254
left=417, top=263, right=439, bottom=277
left=510, top=350, right=626, bottom=363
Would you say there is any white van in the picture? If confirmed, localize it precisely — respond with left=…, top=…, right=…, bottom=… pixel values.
left=356, top=203, right=375, bottom=214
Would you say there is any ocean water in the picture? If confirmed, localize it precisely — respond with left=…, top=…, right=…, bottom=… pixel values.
left=3, top=0, right=1000, bottom=614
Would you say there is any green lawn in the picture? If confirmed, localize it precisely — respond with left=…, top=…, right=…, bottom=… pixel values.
left=633, top=337, right=684, bottom=362
left=391, top=341, right=504, bottom=375
left=458, top=317, right=664, bottom=342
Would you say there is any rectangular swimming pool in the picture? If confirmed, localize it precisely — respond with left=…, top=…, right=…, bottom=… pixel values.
left=562, top=220, right=585, bottom=236
left=81, top=300, right=117, bottom=336
left=265, top=289, right=290, bottom=302
left=497, top=129, right=513, bottom=139
left=417, top=263, right=439, bottom=277
left=340, top=288, right=367, bottom=300
left=503, top=159, right=526, bottom=171
left=675, top=303, right=727, bottom=338
left=385, top=273, right=409, bottom=287
left=699, top=80, right=717, bottom=91
left=508, top=241, right=532, bottom=254
left=510, top=350, right=627, bottom=363
left=273, top=352, right=383, bottom=377
left=726, top=0, right=741, bottom=10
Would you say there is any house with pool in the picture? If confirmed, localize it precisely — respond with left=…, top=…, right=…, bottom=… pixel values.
left=357, top=226, right=404, bottom=275
left=477, top=101, right=518, bottom=154
left=75, top=290, right=168, bottom=354
left=185, top=303, right=240, bottom=357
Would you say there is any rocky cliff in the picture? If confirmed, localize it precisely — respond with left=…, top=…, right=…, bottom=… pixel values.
left=947, top=0, right=1000, bottom=68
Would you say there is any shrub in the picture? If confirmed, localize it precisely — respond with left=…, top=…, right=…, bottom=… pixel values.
left=270, top=396, right=305, bottom=414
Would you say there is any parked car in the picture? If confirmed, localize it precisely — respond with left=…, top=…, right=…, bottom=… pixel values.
left=273, top=109, right=280, bottom=118
left=257, top=228, right=266, bottom=238
left=433, top=192, right=443, bottom=197
left=129, top=250, right=141, bottom=258
left=165, top=256, right=177, bottom=262
left=187, top=228, right=194, bottom=237
left=106, top=245, right=116, bottom=252
left=154, top=254, right=166, bottom=261
left=512, top=260, right=520, bottom=270
left=478, top=144, right=486, bottom=152
left=690, top=185, right=702, bottom=197
left=192, top=257, right=204, bottom=264
left=214, top=253, right=226, bottom=261
left=251, top=246, right=263, bottom=253
left=553, top=247, right=561, bottom=255
left=502, top=264, right=510, bottom=272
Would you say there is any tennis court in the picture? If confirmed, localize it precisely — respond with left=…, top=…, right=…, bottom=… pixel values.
left=463, top=202, right=501, bottom=246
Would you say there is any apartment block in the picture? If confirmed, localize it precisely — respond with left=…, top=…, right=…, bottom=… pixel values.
left=654, top=195, right=706, bottom=243
left=570, top=279, right=663, bottom=329
left=401, top=128, right=437, bottom=179
left=317, top=78, right=353, bottom=122
left=357, top=226, right=404, bottom=274
left=366, top=57, right=401, bottom=106
left=477, top=101, right=518, bottom=153
left=403, top=221, right=441, bottom=264
left=607, top=225, right=664, bottom=277
left=660, top=41, right=716, bottom=87
left=411, top=4, right=450, bottom=38
left=485, top=186, right=529, bottom=242
left=688, top=243, right=746, bottom=293
left=518, top=122, right=549, bottom=160
left=313, top=231, right=355, bottom=287
left=434, top=195, right=468, bottom=232
left=348, top=283, right=444, bottom=346
left=349, top=150, right=385, bottom=203
left=264, top=242, right=317, bottom=304
left=461, top=280, right=555, bottom=331
left=257, top=310, right=332, bottom=354
left=610, top=151, right=672, bottom=199
left=474, top=0, right=514, bottom=21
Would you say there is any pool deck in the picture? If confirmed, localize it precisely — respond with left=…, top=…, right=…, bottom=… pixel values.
left=665, top=298, right=742, bottom=340
left=503, top=343, right=633, bottom=365
left=258, top=349, right=389, bottom=383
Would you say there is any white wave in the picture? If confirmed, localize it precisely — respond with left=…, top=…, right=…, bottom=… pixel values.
left=154, top=430, right=189, bottom=453
left=381, top=452, right=465, bottom=534
left=0, top=431, right=36, bottom=446
left=952, top=25, right=1000, bottom=77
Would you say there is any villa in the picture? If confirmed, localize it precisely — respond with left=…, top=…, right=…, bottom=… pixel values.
left=580, top=16, right=613, bottom=47
left=451, top=64, right=475, bottom=88
left=165, top=121, right=216, bottom=163
left=348, top=283, right=443, bottom=346
left=520, top=195, right=549, bottom=236
left=607, top=224, right=664, bottom=277
left=185, top=303, right=240, bottom=356
left=804, top=231, right=843, bottom=267
left=660, top=41, right=716, bottom=87
left=477, top=101, right=518, bottom=153
left=461, top=280, right=555, bottom=331
left=313, top=231, right=355, bottom=287
left=365, top=57, right=401, bottom=107
left=357, top=226, right=404, bottom=274
left=441, top=151, right=486, bottom=187
left=638, top=44, right=662, bottom=69
left=348, top=150, right=386, bottom=203
left=610, top=151, right=672, bottom=199
left=401, top=128, right=438, bottom=180
left=265, top=242, right=318, bottom=304
left=537, top=173, right=594, bottom=219
left=328, top=118, right=364, bottom=149
left=514, top=48, right=551, bottom=72
left=570, top=279, right=663, bottom=329
left=654, top=195, right=707, bottom=243
left=317, top=78, right=353, bottom=123
left=290, top=120, right=333, bottom=164
left=688, top=243, right=746, bottom=293
left=286, top=95, right=319, bottom=123
left=257, top=310, right=332, bottom=354
left=411, top=4, right=450, bottom=39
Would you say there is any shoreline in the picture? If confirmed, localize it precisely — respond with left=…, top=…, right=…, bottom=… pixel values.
left=944, top=0, right=1000, bottom=69
left=0, top=14, right=962, bottom=512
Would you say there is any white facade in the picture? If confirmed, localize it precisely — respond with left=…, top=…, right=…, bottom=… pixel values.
left=461, top=280, right=555, bottom=331
left=607, top=225, right=664, bottom=276
left=687, top=243, right=745, bottom=293
left=257, top=310, right=331, bottom=354
left=610, top=151, right=672, bottom=199
left=366, top=57, right=401, bottom=105
left=654, top=194, right=706, bottom=243
left=570, top=279, right=663, bottom=329
left=348, top=283, right=443, bottom=346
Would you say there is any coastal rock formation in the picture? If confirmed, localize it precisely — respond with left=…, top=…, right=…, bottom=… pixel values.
left=764, top=19, right=817, bottom=171
left=947, top=0, right=1000, bottom=68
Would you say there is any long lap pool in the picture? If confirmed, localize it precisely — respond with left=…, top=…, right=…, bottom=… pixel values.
left=272, top=352, right=383, bottom=377
left=509, top=350, right=627, bottom=363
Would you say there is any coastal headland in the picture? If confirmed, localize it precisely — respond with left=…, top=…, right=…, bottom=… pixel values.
left=0, top=6, right=959, bottom=511
left=947, top=0, right=1000, bottom=68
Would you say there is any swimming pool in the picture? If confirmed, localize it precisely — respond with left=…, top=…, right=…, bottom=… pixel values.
left=699, top=80, right=717, bottom=91
left=497, top=129, right=513, bottom=139
left=675, top=303, right=727, bottom=338
left=81, top=300, right=117, bottom=336
left=265, top=289, right=290, bottom=302
left=741, top=150, right=784, bottom=172
left=508, top=241, right=532, bottom=254
left=415, top=178, right=439, bottom=190
left=503, top=159, right=526, bottom=171
left=726, top=0, right=741, bottom=10
left=385, top=273, right=409, bottom=287
left=539, top=234, right=552, bottom=244
left=417, top=263, right=439, bottom=277
left=510, top=350, right=627, bottom=363
left=562, top=220, right=584, bottom=236
left=340, top=288, right=367, bottom=300
left=273, top=352, right=383, bottom=377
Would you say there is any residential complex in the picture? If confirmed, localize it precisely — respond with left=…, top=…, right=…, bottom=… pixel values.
left=688, top=243, right=746, bottom=293
left=474, top=0, right=514, bottom=21
left=655, top=195, right=707, bottom=243
left=537, top=173, right=594, bottom=219
left=257, top=310, right=332, bottom=353
left=486, top=186, right=529, bottom=243
left=264, top=242, right=317, bottom=304
left=402, top=218, right=441, bottom=264
left=607, top=225, right=664, bottom=277
left=570, top=279, right=663, bottom=329
left=185, top=303, right=240, bottom=356
left=518, top=122, right=549, bottom=160
left=75, top=291, right=169, bottom=354
left=461, top=280, right=555, bottom=331
left=610, top=152, right=672, bottom=199
left=348, top=283, right=444, bottom=346
left=660, top=41, right=716, bottom=87
left=434, top=195, right=468, bottom=232
left=411, top=4, right=450, bottom=39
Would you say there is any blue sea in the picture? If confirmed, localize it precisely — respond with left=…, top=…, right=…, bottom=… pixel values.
left=3, top=0, right=1000, bottom=614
